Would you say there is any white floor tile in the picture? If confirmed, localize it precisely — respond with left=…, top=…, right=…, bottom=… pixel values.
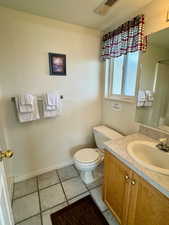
left=86, top=178, right=103, bottom=190
left=38, top=170, right=59, bottom=190
left=40, top=184, right=66, bottom=211
left=62, top=177, right=87, bottom=199
left=17, top=215, right=41, bottom=225
left=13, top=178, right=37, bottom=199
left=90, top=186, right=107, bottom=212
left=13, top=192, right=40, bottom=223
left=57, top=165, right=78, bottom=181
left=68, top=192, right=90, bottom=204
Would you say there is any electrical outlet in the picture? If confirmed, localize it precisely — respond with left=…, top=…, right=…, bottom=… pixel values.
left=112, top=102, right=122, bottom=111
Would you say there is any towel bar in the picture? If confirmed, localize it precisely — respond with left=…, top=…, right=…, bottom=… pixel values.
left=11, top=95, right=63, bottom=102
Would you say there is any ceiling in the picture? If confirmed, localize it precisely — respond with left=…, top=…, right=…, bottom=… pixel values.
left=150, top=28, right=169, bottom=50
left=0, top=0, right=152, bottom=30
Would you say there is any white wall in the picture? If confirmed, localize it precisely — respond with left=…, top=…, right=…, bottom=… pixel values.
left=0, top=7, right=102, bottom=181
left=102, top=0, right=169, bottom=135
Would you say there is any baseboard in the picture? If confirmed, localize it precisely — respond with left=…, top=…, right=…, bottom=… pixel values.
left=14, top=160, right=74, bottom=183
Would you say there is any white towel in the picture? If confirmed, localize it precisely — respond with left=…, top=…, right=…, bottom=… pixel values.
left=137, top=90, right=146, bottom=107
left=42, top=93, right=62, bottom=118
left=46, top=92, right=58, bottom=106
left=145, top=90, right=154, bottom=101
left=144, top=101, right=153, bottom=107
left=44, top=92, right=59, bottom=111
left=15, top=96, right=40, bottom=122
left=18, top=94, right=34, bottom=113
left=137, top=90, right=154, bottom=107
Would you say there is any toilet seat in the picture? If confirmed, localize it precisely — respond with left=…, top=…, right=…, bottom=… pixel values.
left=74, top=148, right=100, bottom=164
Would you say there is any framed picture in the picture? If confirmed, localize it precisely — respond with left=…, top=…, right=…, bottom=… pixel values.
left=167, top=8, right=169, bottom=21
left=48, top=53, right=66, bottom=76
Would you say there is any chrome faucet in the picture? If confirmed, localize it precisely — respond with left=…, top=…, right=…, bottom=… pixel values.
left=156, top=138, right=169, bottom=152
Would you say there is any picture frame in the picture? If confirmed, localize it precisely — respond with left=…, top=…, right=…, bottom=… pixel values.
left=48, top=53, right=66, bottom=76
left=167, top=9, right=169, bottom=21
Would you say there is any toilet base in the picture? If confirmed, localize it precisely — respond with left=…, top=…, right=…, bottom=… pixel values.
left=80, top=170, right=96, bottom=184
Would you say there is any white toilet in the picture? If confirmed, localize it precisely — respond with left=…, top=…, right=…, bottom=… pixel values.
left=74, top=125, right=123, bottom=184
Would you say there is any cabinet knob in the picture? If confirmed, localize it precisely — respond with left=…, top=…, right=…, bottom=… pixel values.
left=131, top=180, right=136, bottom=185
left=125, top=175, right=129, bottom=180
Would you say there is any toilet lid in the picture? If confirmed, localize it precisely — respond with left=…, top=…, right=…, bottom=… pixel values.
left=74, top=148, right=100, bottom=163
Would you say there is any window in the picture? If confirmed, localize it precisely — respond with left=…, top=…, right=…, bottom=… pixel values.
left=105, top=51, right=139, bottom=101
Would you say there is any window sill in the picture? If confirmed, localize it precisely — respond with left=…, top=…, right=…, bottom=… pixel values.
left=104, top=96, right=136, bottom=104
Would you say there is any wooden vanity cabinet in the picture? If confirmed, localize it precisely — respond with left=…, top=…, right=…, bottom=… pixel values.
left=128, top=172, right=169, bottom=225
left=103, top=151, right=169, bottom=225
left=104, top=151, right=132, bottom=225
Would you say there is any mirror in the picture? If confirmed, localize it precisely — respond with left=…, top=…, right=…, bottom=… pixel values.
left=136, top=27, right=169, bottom=133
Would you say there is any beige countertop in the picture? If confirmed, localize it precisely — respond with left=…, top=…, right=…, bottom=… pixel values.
left=104, top=133, right=169, bottom=199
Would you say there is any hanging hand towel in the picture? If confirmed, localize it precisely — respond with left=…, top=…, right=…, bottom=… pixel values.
left=137, top=90, right=146, bottom=107
left=18, top=94, right=34, bottom=113
left=144, top=101, right=153, bottom=107
left=15, top=95, right=40, bottom=122
left=44, top=92, right=59, bottom=111
left=46, top=92, right=58, bottom=106
left=42, top=92, right=62, bottom=118
left=145, top=90, right=154, bottom=102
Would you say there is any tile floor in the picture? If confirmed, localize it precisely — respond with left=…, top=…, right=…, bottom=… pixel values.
left=12, top=164, right=119, bottom=225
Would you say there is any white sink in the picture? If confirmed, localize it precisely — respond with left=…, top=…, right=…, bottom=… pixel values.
left=127, top=141, right=169, bottom=175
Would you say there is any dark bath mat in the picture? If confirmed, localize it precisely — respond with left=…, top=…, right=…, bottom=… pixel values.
left=51, top=195, right=109, bottom=225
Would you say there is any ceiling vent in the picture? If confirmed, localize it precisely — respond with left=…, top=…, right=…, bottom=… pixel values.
left=94, top=0, right=118, bottom=16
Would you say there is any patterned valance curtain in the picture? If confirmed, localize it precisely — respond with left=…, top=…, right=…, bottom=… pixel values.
left=101, top=15, right=147, bottom=60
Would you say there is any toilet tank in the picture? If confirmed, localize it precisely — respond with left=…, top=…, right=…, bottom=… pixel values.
left=93, top=126, right=123, bottom=149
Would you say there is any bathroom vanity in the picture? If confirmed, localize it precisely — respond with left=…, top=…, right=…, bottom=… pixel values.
left=103, top=134, right=169, bottom=225
left=103, top=26, right=169, bottom=225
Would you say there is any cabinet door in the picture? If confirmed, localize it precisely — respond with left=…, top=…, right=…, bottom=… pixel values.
left=103, top=151, right=132, bottom=225
left=128, top=173, right=169, bottom=225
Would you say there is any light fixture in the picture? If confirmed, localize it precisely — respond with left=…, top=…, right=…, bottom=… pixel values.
left=94, top=0, right=118, bottom=16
